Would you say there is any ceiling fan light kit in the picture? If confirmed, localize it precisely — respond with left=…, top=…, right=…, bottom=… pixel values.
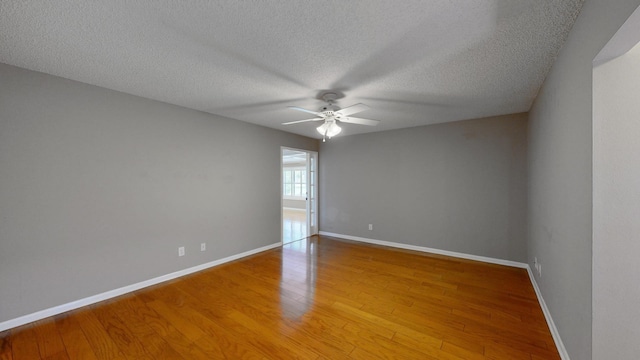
left=283, top=92, right=379, bottom=141
left=316, top=121, right=341, bottom=142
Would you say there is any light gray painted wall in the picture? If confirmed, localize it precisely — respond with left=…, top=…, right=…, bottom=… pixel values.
left=319, top=114, right=527, bottom=262
left=593, top=42, right=640, bottom=359
left=526, top=1, right=640, bottom=358
left=0, top=63, right=318, bottom=322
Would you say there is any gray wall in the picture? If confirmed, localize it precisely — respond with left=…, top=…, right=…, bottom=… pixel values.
left=319, top=114, right=527, bottom=262
left=0, top=63, right=318, bottom=322
left=526, top=0, right=640, bottom=358
left=593, top=42, right=640, bottom=359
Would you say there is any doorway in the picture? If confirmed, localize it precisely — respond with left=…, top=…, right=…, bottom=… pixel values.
left=281, top=147, right=318, bottom=244
left=592, top=7, right=640, bottom=358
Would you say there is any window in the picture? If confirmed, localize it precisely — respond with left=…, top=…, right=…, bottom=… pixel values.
left=283, top=168, right=306, bottom=198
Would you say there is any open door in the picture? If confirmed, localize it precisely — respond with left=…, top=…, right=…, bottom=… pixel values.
left=281, top=148, right=318, bottom=244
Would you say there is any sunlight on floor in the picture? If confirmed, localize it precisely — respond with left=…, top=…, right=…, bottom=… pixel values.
left=283, top=209, right=306, bottom=244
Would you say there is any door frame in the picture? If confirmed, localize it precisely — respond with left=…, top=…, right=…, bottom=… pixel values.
left=280, top=147, right=318, bottom=244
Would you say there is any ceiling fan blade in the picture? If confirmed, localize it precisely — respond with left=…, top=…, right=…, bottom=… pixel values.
left=340, top=117, right=380, bottom=126
left=287, top=106, right=323, bottom=117
left=336, top=103, right=369, bottom=116
left=282, top=118, right=323, bottom=125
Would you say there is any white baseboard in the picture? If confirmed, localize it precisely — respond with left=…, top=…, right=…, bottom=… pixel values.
left=319, top=231, right=527, bottom=268
left=319, top=231, right=569, bottom=359
left=526, top=267, right=570, bottom=360
left=0, top=242, right=281, bottom=332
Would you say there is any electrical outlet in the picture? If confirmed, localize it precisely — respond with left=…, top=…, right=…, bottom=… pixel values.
left=368, top=224, right=373, bottom=231
left=534, top=257, right=541, bottom=277
left=201, top=243, right=206, bottom=251
left=534, top=261, right=541, bottom=277
left=178, top=246, right=185, bottom=257
left=538, top=264, right=542, bottom=277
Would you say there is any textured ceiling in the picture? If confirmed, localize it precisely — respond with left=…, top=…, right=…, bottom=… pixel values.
left=0, top=0, right=583, bottom=139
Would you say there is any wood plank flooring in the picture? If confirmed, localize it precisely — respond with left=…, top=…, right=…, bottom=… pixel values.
left=0, top=236, right=560, bottom=359
left=282, top=209, right=307, bottom=244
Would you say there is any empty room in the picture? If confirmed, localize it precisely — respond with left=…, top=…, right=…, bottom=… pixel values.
left=1, top=1, right=639, bottom=359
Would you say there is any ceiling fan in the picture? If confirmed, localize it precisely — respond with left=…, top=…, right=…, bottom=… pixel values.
left=282, top=92, right=380, bottom=141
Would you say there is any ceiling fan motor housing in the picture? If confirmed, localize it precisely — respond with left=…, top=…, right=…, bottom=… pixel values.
left=320, top=104, right=340, bottom=113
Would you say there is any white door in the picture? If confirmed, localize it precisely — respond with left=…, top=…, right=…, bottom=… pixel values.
left=281, top=147, right=318, bottom=243
left=306, top=151, right=318, bottom=236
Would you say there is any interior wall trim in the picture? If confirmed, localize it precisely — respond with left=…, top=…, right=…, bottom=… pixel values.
left=0, top=242, right=281, bottom=332
left=318, top=231, right=569, bottom=359
left=526, top=267, right=571, bottom=360
left=318, top=231, right=527, bottom=268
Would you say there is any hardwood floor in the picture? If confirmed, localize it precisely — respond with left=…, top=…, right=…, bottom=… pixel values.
left=282, top=209, right=307, bottom=244
left=0, top=236, right=559, bottom=359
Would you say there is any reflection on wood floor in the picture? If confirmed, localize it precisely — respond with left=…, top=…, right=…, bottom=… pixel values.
left=0, top=235, right=561, bottom=359
left=283, top=208, right=306, bottom=244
